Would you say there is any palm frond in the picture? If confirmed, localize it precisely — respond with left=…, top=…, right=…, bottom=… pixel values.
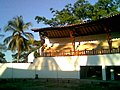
left=8, top=38, right=17, bottom=52
left=24, top=32, right=34, bottom=39
left=4, top=19, right=20, bottom=34
left=0, top=29, right=4, bottom=37
left=0, top=34, right=4, bottom=37
left=23, top=22, right=32, bottom=30
left=4, top=36, right=13, bottom=44
left=4, top=16, right=33, bottom=62
left=4, top=25, right=16, bottom=32
left=23, top=32, right=34, bottom=44
left=0, top=43, right=7, bottom=51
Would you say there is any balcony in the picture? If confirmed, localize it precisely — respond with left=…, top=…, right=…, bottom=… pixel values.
left=41, top=46, right=120, bottom=57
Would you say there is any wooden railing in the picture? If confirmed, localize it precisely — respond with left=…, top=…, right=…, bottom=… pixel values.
left=41, top=47, right=120, bottom=57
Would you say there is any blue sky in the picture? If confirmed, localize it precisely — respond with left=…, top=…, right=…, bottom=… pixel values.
left=0, top=0, right=97, bottom=62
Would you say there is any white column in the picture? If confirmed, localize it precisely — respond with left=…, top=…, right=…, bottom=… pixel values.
left=102, top=65, right=106, bottom=80
left=39, top=47, right=42, bottom=56
left=28, top=52, right=34, bottom=63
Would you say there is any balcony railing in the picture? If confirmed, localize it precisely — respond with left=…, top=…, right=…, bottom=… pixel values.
left=41, top=47, right=120, bottom=57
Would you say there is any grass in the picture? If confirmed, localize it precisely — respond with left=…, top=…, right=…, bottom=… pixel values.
left=0, top=79, right=120, bottom=90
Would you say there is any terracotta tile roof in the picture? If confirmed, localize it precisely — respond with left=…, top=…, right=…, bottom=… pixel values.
left=32, top=13, right=120, bottom=38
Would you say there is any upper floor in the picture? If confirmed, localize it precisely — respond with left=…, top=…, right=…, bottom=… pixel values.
left=41, top=33, right=120, bottom=57
left=32, top=14, right=120, bottom=57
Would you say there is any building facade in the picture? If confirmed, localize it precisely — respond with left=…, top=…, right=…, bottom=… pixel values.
left=0, top=14, right=120, bottom=80
left=32, top=14, right=120, bottom=80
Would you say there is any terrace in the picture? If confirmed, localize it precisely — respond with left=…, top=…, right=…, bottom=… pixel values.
left=42, top=46, right=120, bottom=57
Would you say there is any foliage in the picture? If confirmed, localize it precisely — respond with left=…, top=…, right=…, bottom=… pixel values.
left=91, top=0, right=120, bottom=20
left=0, top=52, right=7, bottom=63
left=73, top=0, right=93, bottom=21
left=34, top=50, right=40, bottom=58
left=11, top=40, right=41, bottom=62
left=0, top=29, right=6, bottom=51
left=0, top=44, right=7, bottom=51
left=0, top=28, right=4, bottom=37
left=0, top=28, right=7, bottom=63
left=4, top=16, right=34, bottom=62
left=31, top=40, right=41, bottom=58
left=35, top=4, right=79, bottom=26
left=12, top=52, right=28, bottom=63
left=35, top=0, right=120, bottom=26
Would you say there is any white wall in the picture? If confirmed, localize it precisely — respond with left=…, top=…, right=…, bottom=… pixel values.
left=0, top=53, right=120, bottom=79
left=43, top=34, right=120, bottom=53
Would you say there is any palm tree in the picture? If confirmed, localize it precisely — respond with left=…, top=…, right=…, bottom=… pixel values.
left=0, top=28, right=6, bottom=51
left=4, top=16, right=34, bottom=63
left=0, top=28, right=7, bottom=62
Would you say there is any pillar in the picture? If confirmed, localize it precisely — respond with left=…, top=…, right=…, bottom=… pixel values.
left=104, top=27, right=112, bottom=53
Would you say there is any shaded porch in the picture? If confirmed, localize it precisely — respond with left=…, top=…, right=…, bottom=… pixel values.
left=41, top=46, right=120, bottom=57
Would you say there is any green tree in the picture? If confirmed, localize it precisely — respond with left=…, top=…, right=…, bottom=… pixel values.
left=4, top=16, right=34, bottom=63
left=12, top=52, right=28, bottom=63
left=73, top=0, right=93, bottom=21
left=0, top=44, right=6, bottom=51
left=11, top=40, right=41, bottom=62
left=0, top=28, right=6, bottom=51
left=0, top=43, right=7, bottom=63
left=0, top=29, right=7, bottom=63
left=91, top=0, right=120, bottom=20
left=0, top=52, right=6, bottom=63
left=35, top=0, right=120, bottom=26
left=35, top=4, right=78, bottom=26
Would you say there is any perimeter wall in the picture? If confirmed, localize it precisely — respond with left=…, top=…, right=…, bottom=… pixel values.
left=0, top=53, right=120, bottom=80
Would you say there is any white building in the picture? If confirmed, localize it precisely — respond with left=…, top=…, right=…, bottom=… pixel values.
left=0, top=14, right=120, bottom=80
left=32, top=14, right=120, bottom=80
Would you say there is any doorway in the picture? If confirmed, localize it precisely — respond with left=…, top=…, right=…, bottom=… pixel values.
left=80, top=66, right=102, bottom=80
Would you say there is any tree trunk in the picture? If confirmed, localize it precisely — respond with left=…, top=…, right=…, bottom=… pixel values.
left=17, top=48, right=20, bottom=63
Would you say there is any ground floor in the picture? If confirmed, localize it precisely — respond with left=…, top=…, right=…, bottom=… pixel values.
left=80, top=66, right=120, bottom=80
left=0, top=54, right=120, bottom=81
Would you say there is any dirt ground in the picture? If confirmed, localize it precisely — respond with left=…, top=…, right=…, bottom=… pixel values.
left=0, top=79, right=120, bottom=90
